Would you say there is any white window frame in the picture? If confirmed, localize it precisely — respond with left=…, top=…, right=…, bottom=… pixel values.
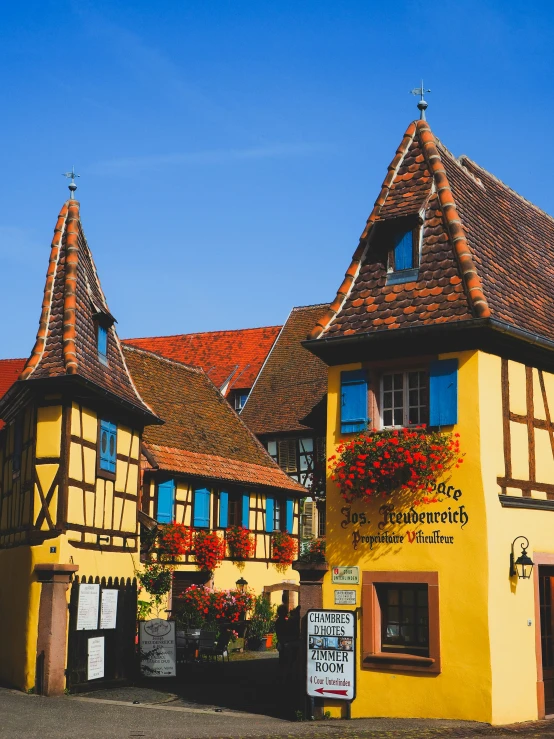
left=379, top=369, right=428, bottom=429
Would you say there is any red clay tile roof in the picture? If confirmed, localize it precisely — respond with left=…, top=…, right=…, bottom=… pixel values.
left=0, top=359, right=26, bottom=400
left=309, top=119, right=496, bottom=340
left=123, top=326, right=281, bottom=395
left=241, top=305, right=329, bottom=435
left=123, top=345, right=304, bottom=494
left=13, top=199, right=156, bottom=419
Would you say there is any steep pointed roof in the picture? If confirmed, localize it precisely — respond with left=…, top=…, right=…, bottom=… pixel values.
left=309, top=119, right=493, bottom=342
left=6, top=198, right=157, bottom=421
left=123, top=326, right=281, bottom=395
left=241, top=304, right=329, bottom=436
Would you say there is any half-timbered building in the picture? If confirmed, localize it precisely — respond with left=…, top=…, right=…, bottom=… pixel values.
left=0, top=190, right=159, bottom=693
left=123, top=345, right=304, bottom=611
left=305, top=112, right=554, bottom=724
left=241, top=305, right=329, bottom=542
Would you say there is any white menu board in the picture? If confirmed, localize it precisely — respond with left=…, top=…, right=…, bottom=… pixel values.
left=76, top=584, right=100, bottom=631
left=87, top=636, right=105, bottom=680
left=100, top=590, right=118, bottom=630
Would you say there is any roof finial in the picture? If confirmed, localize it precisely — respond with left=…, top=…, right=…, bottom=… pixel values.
left=410, top=80, right=431, bottom=120
left=62, top=166, right=80, bottom=199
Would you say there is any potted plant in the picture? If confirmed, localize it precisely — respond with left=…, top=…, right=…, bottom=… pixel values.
left=246, top=595, right=275, bottom=651
left=271, top=531, right=298, bottom=573
left=226, top=526, right=255, bottom=570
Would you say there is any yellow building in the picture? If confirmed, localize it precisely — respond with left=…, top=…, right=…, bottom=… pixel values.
left=0, top=187, right=161, bottom=694
left=123, top=345, right=304, bottom=610
left=305, top=113, right=554, bottom=724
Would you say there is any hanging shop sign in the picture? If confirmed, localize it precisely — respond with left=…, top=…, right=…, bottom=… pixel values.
left=76, top=583, right=100, bottom=630
left=100, top=590, right=118, bottom=630
left=307, top=609, right=356, bottom=701
left=334, top=590, right=357, bottom=606
left=331, top=566, right=359, bottom=584
left=140, top=619, right=176, bottom=677
left=87, top=636, right=105, bottom=680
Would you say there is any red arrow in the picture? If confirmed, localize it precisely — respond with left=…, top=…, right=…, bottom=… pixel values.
left=314, top=688, right=349, bottom=696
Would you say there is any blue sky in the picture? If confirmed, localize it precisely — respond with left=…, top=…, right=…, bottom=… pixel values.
left=1, top=0, right=553, bottom=358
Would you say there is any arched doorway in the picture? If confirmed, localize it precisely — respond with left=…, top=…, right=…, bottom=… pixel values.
left=263, top=581, right=300, bottom=610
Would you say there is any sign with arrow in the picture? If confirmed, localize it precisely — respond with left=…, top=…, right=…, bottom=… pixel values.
left=306, top=609, right=356, bottom=701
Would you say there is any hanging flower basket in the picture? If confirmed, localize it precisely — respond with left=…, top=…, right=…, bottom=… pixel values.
left=137, top=563, right=173, bottom=596
left=194, top=529, right=226, bottom=572
left=329, top=427, right=463, bottom=504
left=157, top=523, right=194, bottom=561
left=271, top=531, right=298, bottom=573
left=226, top=526, right=255, bottom=570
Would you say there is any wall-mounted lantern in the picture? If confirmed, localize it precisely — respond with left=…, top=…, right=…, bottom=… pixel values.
left=510, top=536, right=535, bottom=579
left=235, top=577, right=248, bottom=592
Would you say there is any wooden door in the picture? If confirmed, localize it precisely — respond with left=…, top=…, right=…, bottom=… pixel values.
left=539, top=567, right=554, bottom=715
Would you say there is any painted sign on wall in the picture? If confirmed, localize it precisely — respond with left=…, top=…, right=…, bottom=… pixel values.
left=307, top=609, right=356, bottom=701
left=140, top=619, right=176, bottom=677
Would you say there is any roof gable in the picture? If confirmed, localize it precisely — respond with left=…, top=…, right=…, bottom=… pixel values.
left=241, top=304, right=329, bottom=435
left=123, top=326, right=281, bottom=395
left=309, top=120, right=490, bottom=341
left=15, top=199, right=155, bottom=419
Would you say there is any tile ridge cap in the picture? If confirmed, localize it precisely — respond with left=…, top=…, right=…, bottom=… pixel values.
left=123, top=325, right=282, bottom=342
left=20, top=201, right=69, bottom=380
left=309, top=120, right=418, bottom=340
left=417, top=120, right=490, bottom=319
left=458, top=153, right=554, bottom=225
left=432, top=142, right=486, bottom=190
left=62, top=200, right=80, bottom=374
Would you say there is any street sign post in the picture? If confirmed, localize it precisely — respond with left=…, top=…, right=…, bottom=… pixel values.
left=306, top=609, right=356, bottom=701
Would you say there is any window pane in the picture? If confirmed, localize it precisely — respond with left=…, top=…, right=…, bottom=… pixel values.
left=383, top=375, right=392, bottom=391
left=387, top=589, right=399, bottom=605
left=267, top=441, right=277, bottom=457
left=300, top=438, right=314, bottom=453
left=383, top=410, right=392, bottom=427
left=394, top=408, right=403, bottom=426
left=378, top=584, right=429, bottom=656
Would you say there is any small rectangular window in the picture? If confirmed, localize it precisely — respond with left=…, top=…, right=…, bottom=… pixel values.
left=362, top=571, right=440, bottom=674
left=99, top=420, right=117, bottom=473
left=381, top=370, right=428, bottom=428
left=98, top=325, right=108, bottom=363
left=376, top=584, right=429, bottom=657
left=273, top=499, right=282, bottom=531
left=234, top=392, right=249, bottom=412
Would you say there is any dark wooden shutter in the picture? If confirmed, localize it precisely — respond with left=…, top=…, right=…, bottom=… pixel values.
left=340, top=370, right=368, bottom=434
left=429, top=359, right=458, bottom=427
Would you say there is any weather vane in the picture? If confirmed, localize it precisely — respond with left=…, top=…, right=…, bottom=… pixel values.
left=410, top=81, right=431, bottom=120
left=62, top=166, right=80, bottom=198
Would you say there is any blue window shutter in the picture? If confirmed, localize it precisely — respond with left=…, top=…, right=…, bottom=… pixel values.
left=394, top=230, right=413, bottom=271
left=98, top=325, right=108, bottom=359
left=341, top=370, right=368, bottom=434
left=429, top=359, right=458, bottom=427
left=157, top=480, right=175, bottom=524
left=285, top=499, right=294, bottom=533
left=193, top=488, right=211, bottom=528
left=265, top=497, right=274, bottom=533
left=219, top=492, right=229, bottom=528
left=241, top=494, right=250, bottom=528
left=99, top=419, right=116, bottom=472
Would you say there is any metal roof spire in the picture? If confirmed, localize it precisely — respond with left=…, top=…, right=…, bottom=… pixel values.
left=62, top=166, right=80, bottom=199
left=410, top=81, right=431, bottom=120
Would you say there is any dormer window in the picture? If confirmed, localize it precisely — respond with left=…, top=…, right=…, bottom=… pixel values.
left=378, top=217, right=421, bottom=286
left=98, top=325, right=108, bottom=363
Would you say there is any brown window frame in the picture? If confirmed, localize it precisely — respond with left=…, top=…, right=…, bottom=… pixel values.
left=362, top=571, right=440, bottom=674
